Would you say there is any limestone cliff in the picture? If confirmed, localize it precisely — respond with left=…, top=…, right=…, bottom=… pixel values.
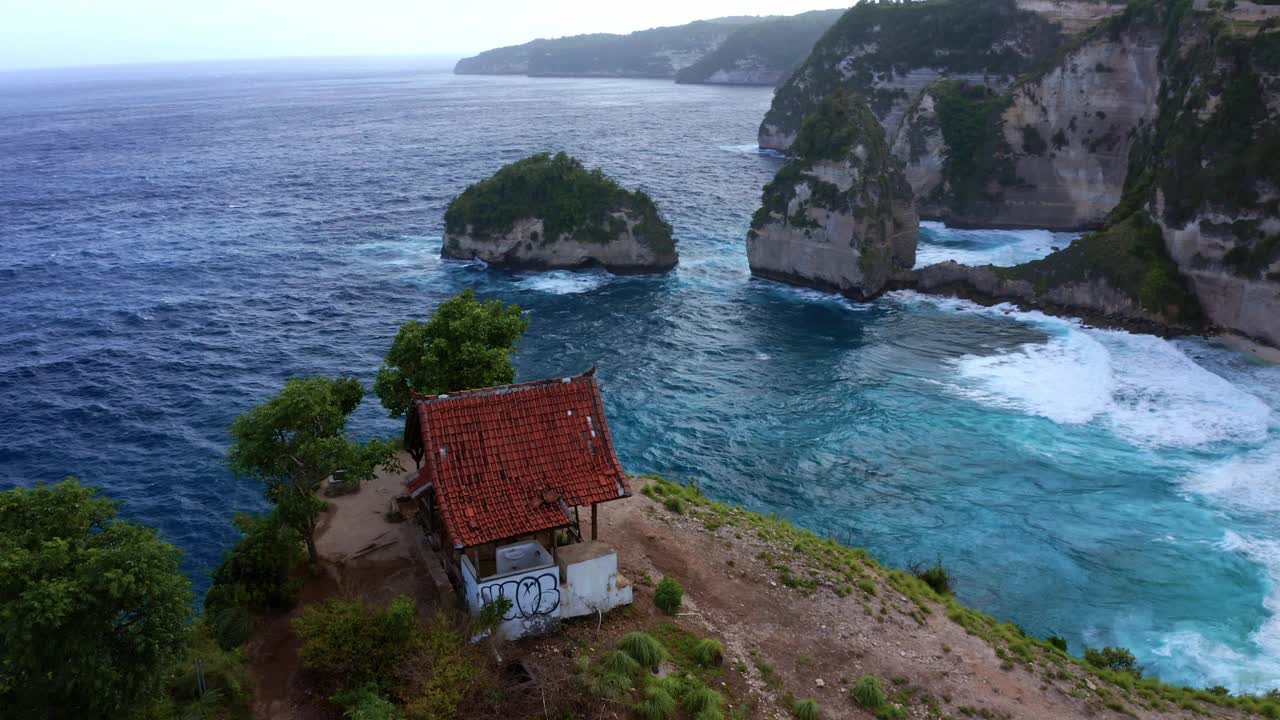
left=1128, top=0, right=1280, bottom=347
left=747, top=91, right=918, bottom=299
left=891, top=21, right=1163, bottom=230
left=443, top=153, right=677, bottom=274
left=774, top=0, right=1280, bottom=346
left=757, top=0, right=1100, bottom=152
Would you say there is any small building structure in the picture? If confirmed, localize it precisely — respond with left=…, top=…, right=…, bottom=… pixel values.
left=403, top=370, right=633, bottom=639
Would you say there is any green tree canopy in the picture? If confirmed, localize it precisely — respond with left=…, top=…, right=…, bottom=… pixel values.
left=0, top=478, right=192, bottom=719
left=374, top=288, right=528, bottom=418
left=227, top=376, right=400, bottom=562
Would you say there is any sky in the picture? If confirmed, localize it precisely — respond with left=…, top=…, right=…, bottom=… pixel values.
left=0, top=0, right=851, bottom=71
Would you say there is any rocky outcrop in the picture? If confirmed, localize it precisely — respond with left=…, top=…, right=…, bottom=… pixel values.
left=896, top=212, right=1204, bottom=333
left=747, top=92, right=918, bottom=299
left=445, top=215, right=677, bottom=274
left=765, top=0, right=1280, bottom=345
left=442, top=153, right=677, bottom=274
left=1132, top=1, right=1280, bottom=347
left=758, top=0, right=1089, bottom=153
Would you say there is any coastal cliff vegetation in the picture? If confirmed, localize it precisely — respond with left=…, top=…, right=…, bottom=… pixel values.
left=760, top=0, right=1068, bottom=147
left=444, top=152, right=671, bottom=250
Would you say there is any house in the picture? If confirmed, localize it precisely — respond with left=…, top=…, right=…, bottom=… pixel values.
left=402, top=369, right=634, bottom=639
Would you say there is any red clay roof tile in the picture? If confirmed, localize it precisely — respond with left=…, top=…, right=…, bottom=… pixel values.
left=406, top=372, right=630, bottom=548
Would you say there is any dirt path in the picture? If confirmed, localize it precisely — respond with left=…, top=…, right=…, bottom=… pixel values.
left=248, top=454, right=442, bottom=720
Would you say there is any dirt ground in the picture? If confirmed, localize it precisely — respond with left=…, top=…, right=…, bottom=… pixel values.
left=248, top=454, right=442, bottom=720
left=247, top=469, right=1259, bottom=720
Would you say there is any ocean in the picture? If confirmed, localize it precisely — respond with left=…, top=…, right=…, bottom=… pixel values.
left=1, top=57, right=1277, bottom=691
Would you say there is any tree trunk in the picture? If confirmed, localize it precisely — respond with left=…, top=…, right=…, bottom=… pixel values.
left=305, top=513, right=319, bottom=564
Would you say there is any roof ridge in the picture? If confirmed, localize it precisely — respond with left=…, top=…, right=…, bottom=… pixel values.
left=411, top=367, right=597, bottom=404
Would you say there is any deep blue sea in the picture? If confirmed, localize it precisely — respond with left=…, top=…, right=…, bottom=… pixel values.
left=2, top=58, right=1278, bottom=692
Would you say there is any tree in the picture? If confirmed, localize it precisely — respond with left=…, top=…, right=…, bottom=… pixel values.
left=374, top=288, right=527, bottom=420
left=0, top=478, right=192, bottom=719
left=227, top=376, right=401, bottom=563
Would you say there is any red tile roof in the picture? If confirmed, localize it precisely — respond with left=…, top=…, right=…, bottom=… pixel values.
left=406, top=371, right=630, bottom=548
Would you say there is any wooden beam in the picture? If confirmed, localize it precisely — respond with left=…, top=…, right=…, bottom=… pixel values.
left=591, top=503, right=598, bottom=541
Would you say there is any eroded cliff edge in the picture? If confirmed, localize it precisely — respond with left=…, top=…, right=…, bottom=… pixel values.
left=760, top=0, right=1280, bottom=347
left=747, top=91, right=918, bottom=299
left=443, top=153, right=678, bottom=274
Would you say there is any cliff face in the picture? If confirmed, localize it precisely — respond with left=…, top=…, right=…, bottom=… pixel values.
left=747, top=92, right=918, bottom=299
left=890, top=25, right=1163, bottom=229
left=758, top=0, right=1089, bottom=152
left=442, top=153, right=677, bottom=274
left=445, top=214, right=677, bottom=274
left=1131, top=2, right=1280, bottom=346
left=770, top=0, right=1280, bottom=346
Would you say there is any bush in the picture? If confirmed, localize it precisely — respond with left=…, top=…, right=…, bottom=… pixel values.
left=692, top=638, right=724, bottom=666
left=209, top=605, right=256, bottom=650
left=621, top=632, right=669, bottom=669
left=852, top=675, right=887, bottom=709
left=293, top=595, right=419, bottom=690
left=205, top=511, right=305, bottom=618
left=911, top=558, right=952, bottom=596
left=664, top=496, right=686, bottom=514
left=793, top=697, right=820, bottom=720
left=655, top=576, right=684, bottom=615
left=1047, top=635, right=1068, bottom=652
left=401, top=614, right=490, bottom=720
left=1084, top=646, right=1143, bottom=677
left=334, top=685, right=403, bottom=720
left=684, top=686, right=724, bottom=714
left=0, top=479, right=192, bottom=719
left=634, top=684, right=678, bottom=720
left=876, top=704, right=907, bottom=720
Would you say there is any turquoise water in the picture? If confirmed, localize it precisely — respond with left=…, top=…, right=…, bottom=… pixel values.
left=1, top=60, right=1277, bottom=691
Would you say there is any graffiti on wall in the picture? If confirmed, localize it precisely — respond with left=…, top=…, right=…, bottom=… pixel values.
left=479, top=572, right=560, bottom=620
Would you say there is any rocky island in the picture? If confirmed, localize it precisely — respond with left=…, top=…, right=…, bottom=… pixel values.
left=752, top=0, right=1280, bottom=347
left=747, top=90, right=918, bottom=299
left=443, top=152, right=678, bottom=274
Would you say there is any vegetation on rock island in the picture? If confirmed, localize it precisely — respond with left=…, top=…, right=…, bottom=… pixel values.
left=443, top=152, right=673, bottom=252
left=374, top=288, right=527, bottom=418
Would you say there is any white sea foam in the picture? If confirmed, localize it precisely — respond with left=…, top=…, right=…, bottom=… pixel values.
left=901, top=291, right=1274, bottom=448
left=915, top=221, right=1080, bottom=268
left=717, top=143, right=786, bottom=159
left=514, top=270, right=609, bottom=295
left=1184, top=441, right=1280, bottom=513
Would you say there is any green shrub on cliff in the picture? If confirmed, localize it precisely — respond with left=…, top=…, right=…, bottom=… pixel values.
left=444, top=152, right=673, bottom=251
left=204, top=511, right=305, bottom=628
left=930, top=80, right=1017, bottom=214
left=293, top=595, right=420, bottom=691
left=0, top=479, right=193, bottom=719
left=1003, top=211, right=1202, bottom=323
left=374, top=288, right=527, bottom=418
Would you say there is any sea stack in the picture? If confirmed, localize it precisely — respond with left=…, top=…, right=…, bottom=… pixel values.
left=442, top=152, right=678, bottom=274
left=747, top=90, right=917, bottom=299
